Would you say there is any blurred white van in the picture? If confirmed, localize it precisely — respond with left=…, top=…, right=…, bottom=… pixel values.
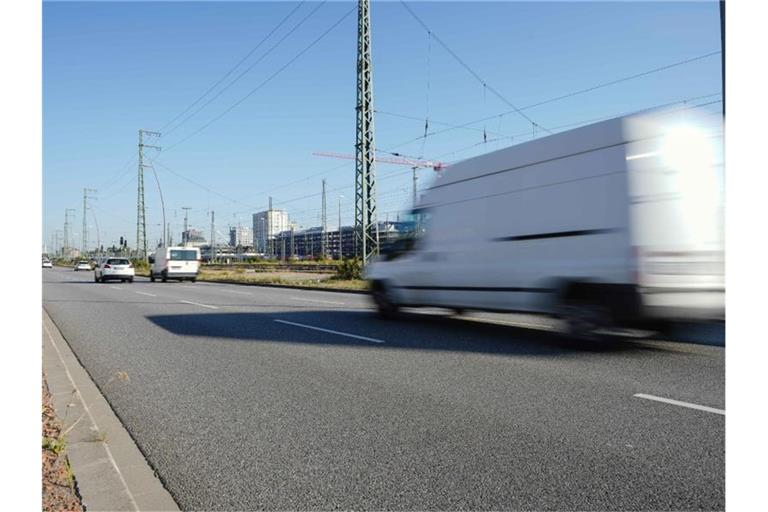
left=150, top=246, right=201, bottom=282
left=365, top=109, right=724, bottom=337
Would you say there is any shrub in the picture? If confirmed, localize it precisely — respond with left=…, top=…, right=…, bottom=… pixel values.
left=337, top=258, right=363, bottom=280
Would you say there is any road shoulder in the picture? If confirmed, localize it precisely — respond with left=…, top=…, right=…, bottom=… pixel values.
left=42, top=309, right=180, bottom=512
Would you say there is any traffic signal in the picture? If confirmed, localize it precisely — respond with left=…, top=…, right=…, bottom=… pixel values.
left=119, top=236, right=124, bottom=246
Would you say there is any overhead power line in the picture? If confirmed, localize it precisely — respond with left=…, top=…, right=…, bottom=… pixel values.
left=159, top=1, right=308, bottom=134
left=399, top=0, right=550, bottom=133
left=163, top=1, right=326, bottom=138
left=160, top=4, right=356, bottom=155
left=381, top=47, right=723, bottom=154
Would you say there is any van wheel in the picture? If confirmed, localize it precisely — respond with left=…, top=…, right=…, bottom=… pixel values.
left=150, top=273, right=155, bottom=282
left=190, top=277, right=197, bottom=283
left=558, top=302, right=611, bottom=341
left=128, top=277, right=134, bottom=283
left=161, top=270, right=168, bottom=283
left=372, top=282, right=399, bottom=319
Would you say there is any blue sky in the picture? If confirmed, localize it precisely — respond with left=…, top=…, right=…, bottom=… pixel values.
left=43, top=0, right=723, bottom=250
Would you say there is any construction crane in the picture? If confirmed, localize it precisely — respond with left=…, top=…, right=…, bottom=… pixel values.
left=313, top=151, right=446, bottom=172
left=314, top=150, right=446, bottom=211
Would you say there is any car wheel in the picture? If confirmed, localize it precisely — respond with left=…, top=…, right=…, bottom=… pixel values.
left=94, top=275, right=99, bottom=283
left=372, top=281, right=399, bottom=319
left=150, top=273, right=155, bottom=282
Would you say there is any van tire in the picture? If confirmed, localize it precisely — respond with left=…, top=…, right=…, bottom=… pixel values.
left=190, top=277, right=197, bottom=283
left=556, top=283, right=614, bottom=341
left=128, top=277, right=134, bottom=283
left=372, top=281, right=399, bottom=319
left=161, top=270, right=168, bottom=283
left=558, top=301, right=611, bottom=341
left=150, top=273, right=155, bottom=282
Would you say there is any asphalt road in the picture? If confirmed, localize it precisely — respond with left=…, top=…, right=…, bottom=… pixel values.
left=42, top=266, right=724, bottom=511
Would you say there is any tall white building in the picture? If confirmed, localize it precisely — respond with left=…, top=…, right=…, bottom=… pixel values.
left=253, top=209, right=289, bottom=254
left=229, top=225, right=253, bottom=247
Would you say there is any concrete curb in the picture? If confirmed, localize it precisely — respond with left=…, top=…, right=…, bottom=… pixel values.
left=42, top=309, right=180, bottom=512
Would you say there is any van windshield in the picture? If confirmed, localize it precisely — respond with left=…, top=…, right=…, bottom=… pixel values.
left=379, top=209, right=431, bottom=260
left=106, top=259, right=130, bottom=265
left=169, top=249, right=198, bottom=261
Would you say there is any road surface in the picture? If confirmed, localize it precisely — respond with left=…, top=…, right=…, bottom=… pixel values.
left=42, top=266, right=724, bottom=511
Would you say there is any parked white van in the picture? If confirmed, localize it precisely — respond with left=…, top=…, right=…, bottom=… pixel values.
left=365, top=109, right=724, bottom=338
left=150, top=246, right=201, bottom=282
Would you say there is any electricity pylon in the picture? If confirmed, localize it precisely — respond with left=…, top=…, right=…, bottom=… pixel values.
left=355, top=0, right=378, bottom=265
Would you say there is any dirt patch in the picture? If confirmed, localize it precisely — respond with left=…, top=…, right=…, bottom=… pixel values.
left=42, top=373, right=83, bottom=512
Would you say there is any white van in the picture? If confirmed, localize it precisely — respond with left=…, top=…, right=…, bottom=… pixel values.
left=365, top=109, right=724, bottom=337
left=150, top=246, right=201, bottom=282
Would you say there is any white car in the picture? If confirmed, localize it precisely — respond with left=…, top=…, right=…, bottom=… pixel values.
left=94, top=257, right=135, bottom=283
left=42, top=259, right=53, bottom=268
left=74, top=260, right=91, bottom=271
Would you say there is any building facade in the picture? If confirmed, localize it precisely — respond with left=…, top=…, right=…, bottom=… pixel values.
left=253, top=209, right=289, bottom=254
left=229, top=225, right=253, bottom=248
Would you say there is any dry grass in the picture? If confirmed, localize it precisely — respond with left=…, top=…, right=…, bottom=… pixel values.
left=42, top=373, right=83, bottom=512
left=198, top=268, right=368, bottom=291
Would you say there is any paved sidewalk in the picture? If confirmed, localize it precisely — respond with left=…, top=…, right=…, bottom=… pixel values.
left=42, top=309, right=179, bottom=512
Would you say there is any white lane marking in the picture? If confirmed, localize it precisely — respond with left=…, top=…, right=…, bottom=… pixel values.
left=219, top=289, right=253, bottom=296
left=135, top=291, right=157, bottom=297
left=288, top=296, right=346, bottom=306
left=109, top=286, right=123, bottom=290
left=274, top=319, right=384, bottom=344
left=633, top=393, right=725, bottom=415
left=180, top=299, right=219, bottom=310
left=43, top=320, right=140, bottom=512
left=462, top=316, right=557, bottom=331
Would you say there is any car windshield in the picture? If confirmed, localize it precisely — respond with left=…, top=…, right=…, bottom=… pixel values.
left=169, top=250, right=198, bottom=261
left=107, top=259, right=130, bottom=265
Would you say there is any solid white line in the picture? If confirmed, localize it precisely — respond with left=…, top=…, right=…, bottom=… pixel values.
left=109, top=286, right=123, bottom=290
left=288, top=296, right=345, bottom=306
left=43, top=320, right=140, bottom=512
left=219, top=289, right=253, bottom=296
left=462, top=316, right=557, bottom=331
left=135, top=291, right=156, bottom=297
left=274, top=319, right=384, bottom=344
left=633, top=393, right=725, bottom=415
left=180, top=299, right=219, bottom=310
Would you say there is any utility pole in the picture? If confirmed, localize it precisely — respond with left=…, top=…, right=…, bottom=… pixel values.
left=290, top=225, right=295, bottom=259
left=182, top=207, right=191, bottom=246
left=138, top=129, right=161, bottom=261
left=268, top=196, right=273, bottom=258
left=64, top=208, right=76, bottom=258
left=82, top=188, right=97, bottom=256
left=412, top=167, right=418, bottom=207
left=355, top=0, right=378, bottom=265
left=209, top=210, right=216, bottom=263
left=338, top=195, right=343, bottom=260
left=321, top=179, right=327, bottom=259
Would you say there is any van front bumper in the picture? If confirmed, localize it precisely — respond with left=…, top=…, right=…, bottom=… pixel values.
left=640, top=287, right=725, bottom=321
